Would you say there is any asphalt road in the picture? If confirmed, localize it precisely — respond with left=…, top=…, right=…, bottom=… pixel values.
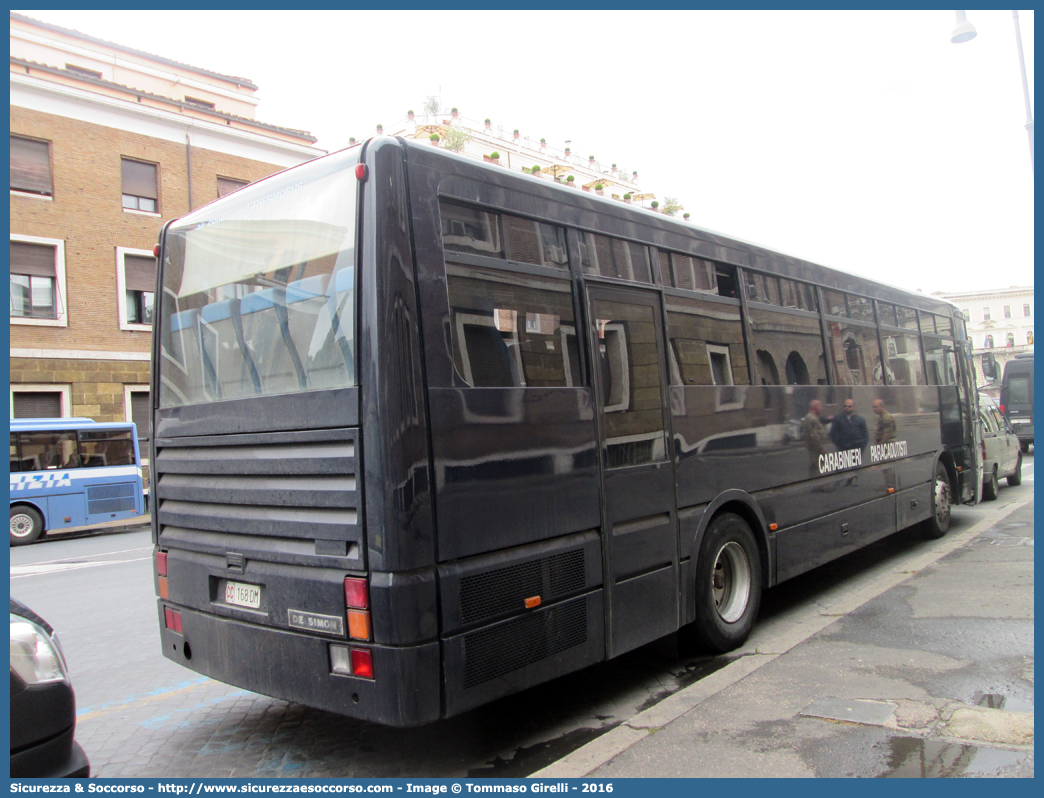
left=8, top=453, right=1033, bottom=778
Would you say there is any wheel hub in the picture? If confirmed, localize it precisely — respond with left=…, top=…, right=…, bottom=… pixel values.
left=712, top=541, right=752, bottom=624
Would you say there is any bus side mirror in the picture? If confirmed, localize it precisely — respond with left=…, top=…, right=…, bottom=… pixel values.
left=981, top=352, right=998, bottom=381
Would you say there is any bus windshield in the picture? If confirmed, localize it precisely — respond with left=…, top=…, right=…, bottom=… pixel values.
left=158, top=148, right=360, bottom=408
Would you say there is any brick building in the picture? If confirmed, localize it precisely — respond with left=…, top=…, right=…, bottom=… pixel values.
left=9, top=12, right=324, bottom=464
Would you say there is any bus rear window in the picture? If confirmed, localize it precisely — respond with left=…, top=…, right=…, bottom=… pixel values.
left=158, top=149, right=359, bottom=408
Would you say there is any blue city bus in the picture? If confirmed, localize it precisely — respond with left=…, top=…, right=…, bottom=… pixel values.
left=9, top=418, right=146, bottom=545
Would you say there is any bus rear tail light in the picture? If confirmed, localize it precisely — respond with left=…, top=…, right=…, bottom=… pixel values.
left=329, top=645, right=374, bottom=679
left=350, top=648, right=374, bottom=679
left=1000, top=404, right=1006, bottom=414
left=348, top=610, right=371, bottom=641
left=158, top=577, right=169, bottom=599
left=164, top=607, right=183, bottom=634
left=344, top=577, right=368, bottom=609
left=156, top=551, right=168, bottom=576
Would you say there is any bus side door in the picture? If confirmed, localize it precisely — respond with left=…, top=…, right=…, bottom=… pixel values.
left=586, top=286, right=679, bottom=657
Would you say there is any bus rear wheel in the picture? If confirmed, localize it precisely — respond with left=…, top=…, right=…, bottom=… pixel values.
left=684, top=513, right=762, bottom=653
left=10, top=506, right=44, bottom=546
left=921, top=462, right=952, bottom=539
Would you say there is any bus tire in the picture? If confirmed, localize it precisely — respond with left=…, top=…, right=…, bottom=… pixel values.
left=982, top=466, right=999, bottom=501
left=1007, top=455, right=1022, bottom=487
left=10, top=506, right=44, bottom=546
left=921, top=462, right=952, bottom=539
left=685, top=513, right=762, bottom=653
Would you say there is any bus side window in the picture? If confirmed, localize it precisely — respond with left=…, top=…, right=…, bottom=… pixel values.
left=747, top=304, right=826, bottom=386
left=79, top=430, right=134, bottom=468
left=665, top=295, right=748, bottom=386
left=580, top=233, right=651, bottom=283
left=18, top=430, right=77, bottom=471
left=446, top=265, right=579, bottom=388
left=591, top=297, right=666, bottom=468
left=827, top=319, right=883, bottom=386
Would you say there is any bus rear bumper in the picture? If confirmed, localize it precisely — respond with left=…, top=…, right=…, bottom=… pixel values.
left=158, top=602, right=441, bottom=727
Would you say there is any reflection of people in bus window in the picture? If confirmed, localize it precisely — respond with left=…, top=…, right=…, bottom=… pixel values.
left=873, top=399, right=896, bottom=444
left=830, top=400, right=868, bottom=451
left=803, top=400, right=829, bottom=472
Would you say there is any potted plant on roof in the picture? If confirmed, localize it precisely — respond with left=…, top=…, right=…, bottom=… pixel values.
left=376, top=124, right=383, bottom=134
left=589, top=155, right=595, bottom=166
left=485, top=118, right=492, bottom=130
left=683, top=212, right=691, bottom=221
left=632, top=170, right=638, bottom=179
left=595, top=183, right=604, bottom=196
left=513, top=129, right=520, bottom=141
left=531, top=165, right=542, bottom=177
left=566, top=175, right=575, bottom=186
left=349, top=137, right=357, bottom=146
left=486, top=151, right=501, bottom=165
left=451, top=107, right=459, bottom=119
left=564, top=147, right=571, bottom=157
left=407, top=110, right=415, bottom=122
left=540, top=137, right=547, bottom=149
left=651, top=200, right=659, bottom=212
left=623, top=192, right=632, bottom=204
left=430, top=133, right=440, bottom=146
left=612, top=163, right=618, bottom=174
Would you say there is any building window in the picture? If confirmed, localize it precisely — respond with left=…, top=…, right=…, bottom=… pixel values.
left=65, top=63, right=103, bottom=79
left=984, top=334, right=994, bottom=348
left=184, top=96, right=216, bottom=110
left=1024, top=304, right=1031, bottom=317
left=961, top=309, right=970, bottom=320
left=116, top=248, right=157, bottom=329
left=11, top=385, right=72, bottom=418
left=125, top=386, right=152, bottom=447
left=1004, top=305, right=1012, bottom=318
left=121, top=158, right=158, bottom=213
left=1006, top=333, right=1015, bottom=347
left=983, top=307, right=991, bottom=321
left=10, top=235, right=66, bottom=326
left=217, top=176, right=249, bottom=198
left=11, top=135, right=52, bottom=197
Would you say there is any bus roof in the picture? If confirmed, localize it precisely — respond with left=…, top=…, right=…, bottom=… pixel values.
left=10, top=418, right=139, bottom=433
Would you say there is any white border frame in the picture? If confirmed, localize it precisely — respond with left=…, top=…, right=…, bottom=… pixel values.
left=11, top=384, right=72, bottom=417
left=10, top=233, right=67, bottom=327
left=116, top=246, right=157, bottom=331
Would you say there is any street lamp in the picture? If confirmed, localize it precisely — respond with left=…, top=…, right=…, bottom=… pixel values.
left=951, top=10, right=1035, bottom=169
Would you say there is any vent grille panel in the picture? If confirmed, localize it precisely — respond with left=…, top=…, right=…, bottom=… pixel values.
left=463, top=600, right=587, bottom=689
left=87, top=482, right=137, bottom=514
left=460, top=549, right=585, bottom=625
left=154, top=429, right=360, bottom=554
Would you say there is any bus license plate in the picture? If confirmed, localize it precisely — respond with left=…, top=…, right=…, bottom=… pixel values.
left=224, top=581, right=261, bottom=609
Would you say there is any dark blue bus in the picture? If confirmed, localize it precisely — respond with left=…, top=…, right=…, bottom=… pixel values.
left=151, top=138, right=981, bottom=725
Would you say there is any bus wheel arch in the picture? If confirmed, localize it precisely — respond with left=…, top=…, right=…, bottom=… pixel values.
left=683, top=497, right=767, bottom=653
left=10, top=504, right=45, bottom=546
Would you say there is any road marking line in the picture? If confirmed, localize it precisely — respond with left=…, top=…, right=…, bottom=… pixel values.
left=11, top=556, right=151, bottom=578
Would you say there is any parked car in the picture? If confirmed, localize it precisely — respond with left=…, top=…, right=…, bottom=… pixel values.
left=1000, top=354, right=1033, bottom=453
left=10, top=598, right=90, bottom=778
left=978, top=394, right=1023, bottom=501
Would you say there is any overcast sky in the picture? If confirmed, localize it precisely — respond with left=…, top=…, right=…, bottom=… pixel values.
left=21, top=9, right=1034, bottom=296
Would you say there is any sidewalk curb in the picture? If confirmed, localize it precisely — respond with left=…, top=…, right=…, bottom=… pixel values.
left=531, top=499, right=1031, bottom=779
